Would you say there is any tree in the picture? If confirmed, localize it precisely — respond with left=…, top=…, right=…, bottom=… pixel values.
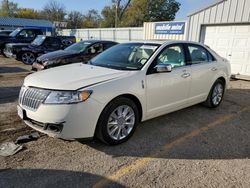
left=146, top=0, right=180, bottom=22
left=101, top=0, right=131, bottom=28
left=122, top=0, right=180, bottom=27
left=0, top=0, right=18, bottom=17
left=67, top=11, right=83, bottom=29
left=120, top=0, right=147, bottom=27
left=16, top=8, right=41, bottom=19
left=101, top=6, right=115, bottom=28
left=42, top=0, right=66, bottom=22
left=82, top=9, right=101, bottom=28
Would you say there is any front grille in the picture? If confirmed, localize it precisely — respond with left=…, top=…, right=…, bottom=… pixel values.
left=4, top=46, right=11, bottom=53
left=6, top=47, right=11, bottom=53
left=19, top=87, right=50, bottom=111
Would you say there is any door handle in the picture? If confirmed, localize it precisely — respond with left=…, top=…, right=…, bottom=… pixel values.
left=211, top=67, right=217, bottom=71
left=181, top=73, right=191, bottom=78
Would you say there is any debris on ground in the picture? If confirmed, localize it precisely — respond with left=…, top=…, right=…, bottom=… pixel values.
left=15, top=132, right=40, bottom=144
left=0, top=142, right=23, bottom=157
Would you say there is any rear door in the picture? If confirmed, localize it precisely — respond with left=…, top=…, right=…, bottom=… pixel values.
left=186, top=44, right=218, bottom=104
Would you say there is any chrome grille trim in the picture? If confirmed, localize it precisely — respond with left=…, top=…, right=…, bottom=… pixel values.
left=19, top=87, right=50, bottom=111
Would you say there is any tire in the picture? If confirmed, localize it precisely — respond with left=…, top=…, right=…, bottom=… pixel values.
left=21, top=52, right=36, bottom=65
left=203, top=79, right=225, bottom=108
left=95, top=97, right=139, bottom=145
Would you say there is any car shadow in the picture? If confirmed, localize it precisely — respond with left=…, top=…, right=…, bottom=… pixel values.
left=0, top=86, right=21, bottom=104
left=86, top=88, right=250, bottom=160
left=0, top=67, right=28, bottom=74
left=0, top=168, right=124, bottom=188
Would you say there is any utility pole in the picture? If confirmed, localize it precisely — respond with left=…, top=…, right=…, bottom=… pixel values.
left=114, top=0, right=118, bottom=28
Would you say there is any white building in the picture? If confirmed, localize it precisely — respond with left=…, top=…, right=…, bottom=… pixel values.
left=188, top=0, right=250, bottom=78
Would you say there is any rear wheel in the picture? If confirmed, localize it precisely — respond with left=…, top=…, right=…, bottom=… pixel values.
left=95, top=97, right=139, bottom=145
left=204, top=79, right=225, bottom=108
left=21, top=52, right=36, bottom=65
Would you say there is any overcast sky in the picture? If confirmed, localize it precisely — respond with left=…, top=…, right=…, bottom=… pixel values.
left=11, top=0, right=215, bottom=20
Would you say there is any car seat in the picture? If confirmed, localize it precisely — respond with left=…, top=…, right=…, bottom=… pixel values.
left=191, top=49, right=206, bottom=62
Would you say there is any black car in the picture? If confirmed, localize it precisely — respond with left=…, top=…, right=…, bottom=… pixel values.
left=0, top=30, right=13, bottom=36
left=4, top=35, right=75, bottom=64
left=0, top=27, right=43, bottom=55
left=32, top=40, right=118, bottom=71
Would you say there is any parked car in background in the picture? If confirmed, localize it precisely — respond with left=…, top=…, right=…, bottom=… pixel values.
left=0, top=30, right=13, bottom=36
left=57, top=35, right=76, bottom=46
left=4, top=35, right=76, bottom=64
left=0, top=27, right=43, bottom=55
left=18, top=41, right=231, bottom=145
left=32, top=40, right=118, bottom=71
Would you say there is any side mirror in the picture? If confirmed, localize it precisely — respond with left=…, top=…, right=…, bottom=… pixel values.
left=154, top=64, right=172, bottom=73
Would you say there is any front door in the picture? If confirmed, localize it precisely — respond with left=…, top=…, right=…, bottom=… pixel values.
left=146, top=44, right=191, bottom=118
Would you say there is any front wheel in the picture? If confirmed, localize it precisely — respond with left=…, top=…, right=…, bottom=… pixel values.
left=21, top=52, right=36, bottom=65
left=95, top=97, right=139, bottom=145
left=204, top=79, right=225, bottom=108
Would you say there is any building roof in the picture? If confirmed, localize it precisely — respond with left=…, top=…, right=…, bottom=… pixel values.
left=0, top=17, right=53, bottom=28
left=188, top=0, right=226, bottom=17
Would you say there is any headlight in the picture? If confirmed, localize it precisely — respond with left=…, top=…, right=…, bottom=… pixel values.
left=44, top=90, right=92, bottom=104
left=44, top=60, right=57, bottom=66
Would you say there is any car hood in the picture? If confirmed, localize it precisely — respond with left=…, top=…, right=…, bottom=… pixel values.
left=24, top=63, right=129, bottom=90
left=37, top=50, right=78, bottom=62
left=0, top=35, right=13, bottom=44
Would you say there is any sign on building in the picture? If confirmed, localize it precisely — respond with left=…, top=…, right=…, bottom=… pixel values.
left=155, top=22, right=185, bottom=35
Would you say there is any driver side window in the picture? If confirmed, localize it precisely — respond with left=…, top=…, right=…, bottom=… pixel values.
left=87, top=43, right=103, bottom=54
left=156, top=45, right=186, bottom=68
left=18, top=30, right=35, bottom=38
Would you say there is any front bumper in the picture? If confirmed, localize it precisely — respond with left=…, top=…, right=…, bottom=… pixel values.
left=32, top=62, right=45, bottom=71
left=18, top=98, right=104, bottom=139
left=3, top=51, right=16, bottom=58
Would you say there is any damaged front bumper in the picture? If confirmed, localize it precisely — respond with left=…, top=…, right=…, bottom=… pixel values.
left=3, top=51, right=16, bottom=59
left=17, top=98, right=104, bottom=140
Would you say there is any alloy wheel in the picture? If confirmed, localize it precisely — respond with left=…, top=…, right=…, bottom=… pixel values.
left=107, top=105, right=135, bottom=141
left=22, top=52, right=35, bottom=65
left=212, top=83, right=224, bottom=106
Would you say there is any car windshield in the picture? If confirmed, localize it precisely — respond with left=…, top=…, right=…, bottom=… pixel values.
left=31, top=35, right=46, bottom=46
left=90, top=43, right=159, bottom=70
left=9, top=28, right=21, bottom=37
left=65, top=42, right=91, bottom=53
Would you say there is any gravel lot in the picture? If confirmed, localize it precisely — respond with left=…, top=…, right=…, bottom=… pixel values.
left=0, top=56, right=250, bottom=188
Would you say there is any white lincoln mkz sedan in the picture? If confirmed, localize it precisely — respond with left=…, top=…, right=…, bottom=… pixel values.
left=17, top=41, right=231, bottom=145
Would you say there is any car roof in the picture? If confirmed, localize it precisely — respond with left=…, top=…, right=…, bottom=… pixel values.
left=0, top=30, right=13, bottom=32
left=122, top=40, right=206, bottom=46
left=80, top=40, right=118, bottom=44
left=18, top=27, right=42, bottom=30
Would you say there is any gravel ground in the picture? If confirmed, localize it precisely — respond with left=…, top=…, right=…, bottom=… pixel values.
left=0, top=56, right=250, bottom=188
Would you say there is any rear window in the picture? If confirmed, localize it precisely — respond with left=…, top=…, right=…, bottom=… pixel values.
left=188, top=44, right=216, bottom=64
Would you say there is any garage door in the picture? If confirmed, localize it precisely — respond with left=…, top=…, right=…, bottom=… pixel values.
left=201, top=25, right=250, bottom=76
